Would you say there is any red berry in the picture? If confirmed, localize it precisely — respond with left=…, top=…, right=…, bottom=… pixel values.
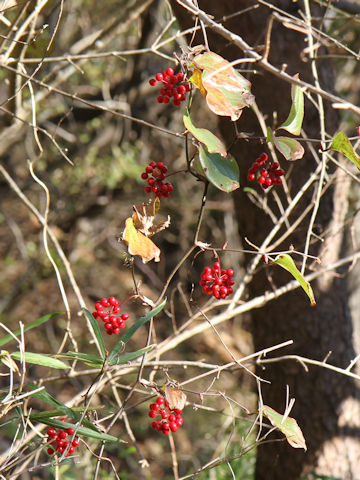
left=148, top=410, right=157, bottom=418
left=121, top=313, right=129, bottom=320
left=258, top=176, right=265, bottom=184
left=57, top=446, right=65, bottom=454
left=141, top=172, right=148, bottom=179
left=170, top=422, right=178, bottom=432
left=72, top=438, right=79, bottom=447
left=155, top=73, right=163, bottom=81
left=265, top=177, right=273, bottom=186
left=156, top=397, right=164, bottom=405
left=166, top=67, right=174, bottom=76
left=157, top=96, right=164, bottom=103
left=149, top=79, right=157, bottom=86
left=47, top=447, right=54, bottom=455
left=248, top=173, right=255, bottom=181
left=58, top=430, right=67, bottom=439
left=163, top=96, right=170, bottom=104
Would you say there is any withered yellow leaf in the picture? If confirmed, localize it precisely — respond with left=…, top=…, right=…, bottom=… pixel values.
left=189, top=69, right=207, bottom=97
left=122, top=218, right=160, bottom=263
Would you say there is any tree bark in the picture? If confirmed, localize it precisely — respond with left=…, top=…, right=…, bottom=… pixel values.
left=172, top=1, right=360, bottom=478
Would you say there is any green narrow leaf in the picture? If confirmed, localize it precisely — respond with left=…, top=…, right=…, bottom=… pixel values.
left=28, top=384, right=97, bottom=431
left=279, top=74, right=304, bottom=135
left=11, top=352, right=69, bottom=369
left=330, top=131, right=360, bottom=170
left=273, top=254, right=316, bottom=306
left=107, top=300, right=166, bottom=364
left=107, top=345, right=155, bottom=366
left=37, top=417, right=123, bottom=443
left=183, top=110, right=227, bottom=157
left=56, top=352, right=104, bottom=368
left=82, top=308, right=106, bottom=359
left=198, top=145, right=239, bottom=192
left=0, top=313, right=62, bottom=348
left=29, top=406, right=102, bottom=422
left=262, top=405, right=307, bottom=451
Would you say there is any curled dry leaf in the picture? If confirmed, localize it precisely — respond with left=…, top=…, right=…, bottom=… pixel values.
left=132, top=198, right=170, bottom=237
left=164, top=385, right=187, bottom=411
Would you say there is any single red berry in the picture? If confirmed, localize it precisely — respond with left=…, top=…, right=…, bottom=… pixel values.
left=156, top=397, right=164, bottom=405
left=258, top=176, right=265, bottom=184
left=157, top=96, right=164, bottom=103
left=47, top=428, right=56, bottom=436
left=121, top=313, right=129, bottom=320
left=47, top=447, right=54, bottom=455
left=265, top=177, right=273, bottom=186
left=149, top=79, right=157, bottom=86
left=166, top=67, right=174, bottom=76
left=163, top=96, right=170, bottom=104
left=68, top=446, right=75, bottom=454
left=72, top=438, right=79, bottom=447
left=148, top=410, right=157, bottom=418
left=248, top=173, right=255, bottom=181
left=141, top=172, right=148, bottom=180
left=58, top=430, right=67, bottom=440
left=170, top=422, right=178, bottom=432
left=155, top=73, right=163, bottom=81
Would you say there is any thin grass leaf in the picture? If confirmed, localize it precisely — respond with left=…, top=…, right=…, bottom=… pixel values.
left=279, top=75, right=304, bottom=135
left=82, top=308, right=106, bottom=359
left=56, top=352, right=104, bottom=368
left=107, top=300, right=166, bottom=364
left=38, top=417, right=123, bottom=443
left=11, top=352, right=68, bottom=370
left=107, top=345, right=155, bottom=366
left=0, top=313, right=62, bottom=347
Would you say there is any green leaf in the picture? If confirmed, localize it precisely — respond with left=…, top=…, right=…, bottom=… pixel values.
left=27, top=384, right=97, bottom=431
left=198, top=145, right=239, bottom=193
left=183, top=110, right=227, bottom=157
left=0, top=313, right=62, bottom=348
left=273, top=253, right=316, bottom=306
left=107, top=345, right=155, bottom=366
left=279, top=75, right=304, bottom=136
left=37, top=417, right=123, bottom=443
left=267, top=129, right=304, bottom=161
left=330, top=131, right=360, bottom=170
left=11, top=352, right=68, bottom=369
left=56, top=351, right=104, bottom=368
left=262, top=405, right=307, bottom=451
left=28, top=406, right=101, bottom=422
left=193, top=51, right=254, bottom=121
left=107, top=300, right=166, bottom=365
left=82, top=308, right=106, bottom=360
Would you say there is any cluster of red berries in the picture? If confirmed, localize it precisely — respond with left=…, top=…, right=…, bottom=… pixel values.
left=92, top=297, right=129, bottom=335
left=149, top=67, right=190, bottom=106
left=148, top=397, right=184, bottom=435
left=200, top=262, right=235, bottom=299
left=247, top=153, right=285, bottom=189
left=46, top=420, right=79, bottom=456
left=141, top=161, right=173, bottom=198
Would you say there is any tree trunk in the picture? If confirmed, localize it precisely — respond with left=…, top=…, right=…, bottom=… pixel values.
left=172, top=1, right=360, bottom=478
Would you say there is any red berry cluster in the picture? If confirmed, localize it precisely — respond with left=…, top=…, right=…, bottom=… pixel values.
left=92, top=297, right=129, bottom=335
left=149, top=67, right=190, bottom=106
left=46, top=420, right=79, bottom=456
left=247, top=153, right=285, bottom=189
left=141, top=161, right=173, bottom=198
left=148, top=397, right=184, bottom=435
left=200, top=262, right=235, bottom=299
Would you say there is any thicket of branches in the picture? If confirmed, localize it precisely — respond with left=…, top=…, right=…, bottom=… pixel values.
left=1, top=1, right=360, bottom=479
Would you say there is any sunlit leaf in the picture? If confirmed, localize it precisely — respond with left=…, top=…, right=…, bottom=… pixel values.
left=263, top=405, right=307, bottom=451
left=56, top=351, right=104, bottom=368
left=188, top=69, right=206, bottom=97
left=198, top=145, right=239, bottom=192
left=330, top=131, right=360, bottom=170
left=164, top=386, right=187, bottom=410
left=183, top=110, right=227, bottom=157
left=0, top=350, right=19, bottom=373
left=193, top=52, right=254, bottom=121
left=267, top=129, right=304, bottom=161
left=279, top=74, right=304, bottom=136
left=0, top=313, right=62, bottom=348
left=11, top=352, right=69, bottom=369
left=83, top=308, right=106, bottom=360
left=122, top=217, right=160, bottom=263
left=273, top=253, right=316, bottom=306
left=132, top=198, right=170, bottom=237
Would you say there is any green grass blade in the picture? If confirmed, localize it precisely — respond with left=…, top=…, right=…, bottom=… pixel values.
left=82, top=307, right=106, bottom=359
left=11, top=352, right=68, bottom=369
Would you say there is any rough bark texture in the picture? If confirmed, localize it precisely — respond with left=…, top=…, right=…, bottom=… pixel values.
left=172, top=1, right=360, bottom=479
